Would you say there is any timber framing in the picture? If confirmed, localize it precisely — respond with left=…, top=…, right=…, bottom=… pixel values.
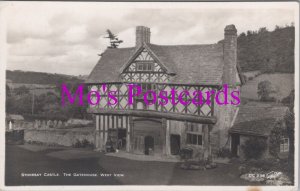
left=87, top=82, right=218, bottom=117
left=88, top=108, right=217, bottom=124
left=85, top=82, right=221, bottom=89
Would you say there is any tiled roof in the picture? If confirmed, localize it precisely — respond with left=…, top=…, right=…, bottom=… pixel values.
left=86, top=43, right=224, bottom=85
left=86, top=47, right=136, bottom=83
left=148, top=44, right=224, bottom=85
left=229, top=102, right=288, bottom=136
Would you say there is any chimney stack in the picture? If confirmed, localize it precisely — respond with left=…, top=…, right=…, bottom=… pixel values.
left=223, top=24, right=237, bottom=86
left=136, top=26, right=151, bottom=47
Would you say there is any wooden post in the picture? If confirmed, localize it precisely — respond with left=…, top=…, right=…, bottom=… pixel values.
left=165, top=120, right=171, bottom=156
left=126, top=116, right=130, bottom=152
left=95, top=115, right=100, bottom=149
left=115, top=115, right=119, bottom=149
left=102, top=115, right=106, bottom=147
left=99, top=115, right=104, bottom=149
left=162, top=118, right=167, bottom=155
left=203, top=124, right=210, bottom=159
left=129, top=116, right=134, bottom=152
left=104, top=115, right=108, bottom=147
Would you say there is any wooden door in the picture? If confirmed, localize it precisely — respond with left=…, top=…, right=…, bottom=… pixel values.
left=231, top=133, right=240, bottom=157
left=170, top=134, right=181, bottom=155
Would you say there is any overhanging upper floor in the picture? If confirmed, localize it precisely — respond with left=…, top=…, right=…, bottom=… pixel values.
left=86, top=82, right=219, bottom=124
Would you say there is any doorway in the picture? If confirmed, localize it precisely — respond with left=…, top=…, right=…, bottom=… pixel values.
left=144, top=136, right=154, bottom=155
left=117, top=129, right=126, bottom=150
left=231, top=133, right=240, bottom=157
left=170, top=134, right=181, bottom=155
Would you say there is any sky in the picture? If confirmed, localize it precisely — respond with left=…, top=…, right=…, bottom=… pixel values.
left=2, top=2, right=297, bottom=76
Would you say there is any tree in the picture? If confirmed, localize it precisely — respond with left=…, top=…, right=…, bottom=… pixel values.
left=10, top=94, right=32, bottom=114
left=242, top=137, right=267, bottom=159
left=258, top=27, right=268, bottom=34
left=237, top=25, right=294, bottom=73
left=257, top=80, right=277, bottom=101
left=14, top=85, right=30, bottom=96
left=284, top=89, right=294, bottom=182
left=269, top=121, right=286, bottom=158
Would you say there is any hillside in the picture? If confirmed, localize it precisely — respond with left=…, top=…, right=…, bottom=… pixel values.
left=6, top=70, right=84, bottom=85
left=241, top=73, right=294, bottom=101
left=237, top=25, right=294, bottom=73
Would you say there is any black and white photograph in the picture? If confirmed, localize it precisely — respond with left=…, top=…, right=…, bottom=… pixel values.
left=0, top=1, right=298, bottom=190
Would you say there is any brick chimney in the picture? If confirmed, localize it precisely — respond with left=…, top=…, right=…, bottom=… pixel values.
left=223, top=24, right=237, bottom=86
left=136, top=26, right=151, bottom=47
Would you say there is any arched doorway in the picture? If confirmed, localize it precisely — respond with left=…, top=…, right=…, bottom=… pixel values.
left=144, top=136, right=154, bottom=155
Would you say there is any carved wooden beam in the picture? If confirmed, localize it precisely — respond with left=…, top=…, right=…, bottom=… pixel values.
left=87, top=108, right=217, bottom=124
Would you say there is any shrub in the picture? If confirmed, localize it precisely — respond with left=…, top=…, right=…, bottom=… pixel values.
left=242, top=137, right=267, bottom=159
left=245, top=158, right=278, bottom=171
left=73, top=139, right=94, bottom=149
left=23, top=114, right=68, bottom=122
left=257, top=80, right=277, bottom=102
left=179, top=147, right=193, bottom=160
left=217, top=148, right=233, bottom=158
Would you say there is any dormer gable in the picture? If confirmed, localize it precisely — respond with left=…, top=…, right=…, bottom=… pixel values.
left=120, top=44, right=172, bottom=83
left=120, top=43, right=172, bottom=74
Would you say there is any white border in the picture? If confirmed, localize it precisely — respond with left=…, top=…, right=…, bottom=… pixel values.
left=0, top=1, right=298, bottom=191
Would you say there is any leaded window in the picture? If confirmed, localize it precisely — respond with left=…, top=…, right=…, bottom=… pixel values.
left=121, top=48, right=169, bottom=83
left=136, top=62, right=154, bottom=71
left=280, top=138, right=289, bottom=152
left=186, top=133, right=202, bottom=146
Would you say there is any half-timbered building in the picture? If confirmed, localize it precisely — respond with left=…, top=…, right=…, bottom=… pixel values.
left=86, top=25, right=243, bottom=158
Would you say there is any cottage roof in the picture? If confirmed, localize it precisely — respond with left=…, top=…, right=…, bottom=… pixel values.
left=86, top=42, right=226, bottom=85
left=229, top=102, right=289, bottom=137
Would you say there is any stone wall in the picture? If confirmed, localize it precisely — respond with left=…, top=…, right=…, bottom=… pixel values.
left=24, top=128, right=95, bottom=147
left=9, top=119, right=93, bottom=130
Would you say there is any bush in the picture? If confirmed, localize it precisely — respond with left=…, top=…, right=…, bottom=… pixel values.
left=257, top=80, right=277, bottom=102
left=179, top=147, right=193, bottom=160
left=217, top=148, right=234, bottom=158
left=73, top=139, right=94, bottom=149
left=23, top=114, right=68, bottom=122
left=245, top=158, right=278, bottom=171
left=242, top=137, right=267, bottom=159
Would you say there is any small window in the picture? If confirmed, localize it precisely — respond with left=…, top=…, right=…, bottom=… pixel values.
left=147, top=63, right=153, bottom=71
left=136, top=62, right=154, bottom=71
left=137, top=63, right=143, bottom=71
left=142, top=64, right=146, bottom=71
left=186, top=133, right=202, bottom=146
left=280, top=138, right=289, bottom=152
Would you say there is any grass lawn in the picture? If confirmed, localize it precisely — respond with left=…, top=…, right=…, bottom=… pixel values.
left=5, top=144, right=261, bottom=186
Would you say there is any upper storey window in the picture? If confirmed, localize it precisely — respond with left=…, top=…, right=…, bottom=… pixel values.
left=121, top=48, right=170, bottom=83
left=136, top=62, right=154, bottom=71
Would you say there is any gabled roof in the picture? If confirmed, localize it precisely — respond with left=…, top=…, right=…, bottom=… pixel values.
left=86, top=43, right=225, bottom=85
left=229, top=102, right=288, bottom=137
left=119, top=43, right=175, bottom=75
left=148, top=43, right=224, bottom=85
left=87, top=47, right=136, bottom=83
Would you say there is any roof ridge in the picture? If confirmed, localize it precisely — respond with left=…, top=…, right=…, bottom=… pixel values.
left=148, top=43, right=220, bottom=47
left=86, top=41, right=225, bottom=85
left=106, top=47, right=135, bottom=50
